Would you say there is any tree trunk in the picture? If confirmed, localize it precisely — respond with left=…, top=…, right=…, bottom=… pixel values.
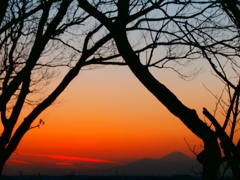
left=197, top=144, right=221, bottom=180
left=202, top=163, right=220, bottom=180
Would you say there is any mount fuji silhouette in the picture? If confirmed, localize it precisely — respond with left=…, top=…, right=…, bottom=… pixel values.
left=94, top=152, right=202, bottom=176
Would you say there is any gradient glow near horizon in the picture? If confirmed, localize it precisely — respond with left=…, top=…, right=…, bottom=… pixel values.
left=3, top=64, right=231, bottom=175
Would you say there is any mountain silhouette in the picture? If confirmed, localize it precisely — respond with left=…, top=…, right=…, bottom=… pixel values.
left=94, top=152, right=201, bottom=176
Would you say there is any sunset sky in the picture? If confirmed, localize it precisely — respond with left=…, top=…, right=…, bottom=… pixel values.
left=1, top=0, right=240, bottom=177
left=3, top=62, right=231, bottom=175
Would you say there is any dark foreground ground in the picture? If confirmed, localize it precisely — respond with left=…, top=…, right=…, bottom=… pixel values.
left=1, top=175, right=236, bottom=180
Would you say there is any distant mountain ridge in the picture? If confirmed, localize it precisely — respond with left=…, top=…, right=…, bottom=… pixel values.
left=92, top=152, right=202, bottom=176
left=160, top=151, right=192, bottom=162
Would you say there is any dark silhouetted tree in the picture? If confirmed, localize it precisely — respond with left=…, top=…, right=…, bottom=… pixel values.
left=0, top=0, right=125, bottom=178
left=77, top=1, right=240, bottom=179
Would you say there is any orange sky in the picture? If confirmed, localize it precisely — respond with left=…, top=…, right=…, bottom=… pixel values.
left=3, top=64, right=232, bottom=175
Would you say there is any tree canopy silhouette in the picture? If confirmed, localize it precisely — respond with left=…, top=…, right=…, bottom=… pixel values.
left=0, top=0, right=125, bottom=178
left=77, top=0, right=240, bottom=179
